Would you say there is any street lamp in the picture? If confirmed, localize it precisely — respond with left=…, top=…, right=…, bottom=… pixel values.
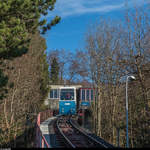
left=125, top=75, right=136, bottom=148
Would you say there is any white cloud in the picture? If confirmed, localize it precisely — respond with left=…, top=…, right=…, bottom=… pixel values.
left=43, top=0, right=150, bottom=19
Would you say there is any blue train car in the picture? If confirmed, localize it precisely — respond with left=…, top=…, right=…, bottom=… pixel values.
left=59, top=87, right=76, bottom=115
left=79, top=87, right=94, bottom=108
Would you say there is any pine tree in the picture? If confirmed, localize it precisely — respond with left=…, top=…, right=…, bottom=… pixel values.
left=0, top=0, right=61, bottom=59
left=50, top=57, right=59, bottom=84
left=0, top=0, right=60, bottom=99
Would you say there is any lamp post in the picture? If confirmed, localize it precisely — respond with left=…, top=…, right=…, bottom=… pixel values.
left=125, top=75, right=135, bottom=148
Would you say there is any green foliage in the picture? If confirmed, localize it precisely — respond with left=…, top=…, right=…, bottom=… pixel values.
left=0, top=69, right=8, bottom=100
left=50, top=57, right=59, bottom=84
left=41, top=15, right=61, bottom=34
left=0, top=0, right=60, bottom=101
left=0, top=0, right=60, bottom=146
left=0, top=69, right=8, bottom=88
left=39, top=48, right=50, bottom=99
left=0, top=0, right=61, bottom=59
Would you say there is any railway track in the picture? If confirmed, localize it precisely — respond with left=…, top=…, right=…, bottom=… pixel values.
left=54, top=115, right=111, bottom=148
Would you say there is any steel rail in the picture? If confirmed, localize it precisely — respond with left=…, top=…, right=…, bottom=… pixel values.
left=69, top=117, right=109, bottom=148
left=56, top=116, right=110, bottom=148
left=56, top=117, right=76, bottom=148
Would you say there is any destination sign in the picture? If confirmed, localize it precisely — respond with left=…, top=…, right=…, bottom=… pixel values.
left=81, top=101, right=90, bottom=106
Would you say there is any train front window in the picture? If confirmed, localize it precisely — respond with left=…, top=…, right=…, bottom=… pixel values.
left=60, top=89, right=74, bottom=100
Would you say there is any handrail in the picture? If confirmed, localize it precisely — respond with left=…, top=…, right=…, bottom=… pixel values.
left=36, top=110, right=53, bottom=148
left=36, top=123, right=50, bottom=148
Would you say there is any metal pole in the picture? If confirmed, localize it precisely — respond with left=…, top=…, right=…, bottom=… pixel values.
left=117, top=128, right=120, bottom=147
left=126, top=76, right=129, bottom=148
left=82, top=108, right=85, bottom=128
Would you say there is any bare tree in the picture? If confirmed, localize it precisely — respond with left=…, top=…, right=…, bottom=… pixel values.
left=0, top=33, right=49, bottom=147
left=84, top=5, right=150, bottom=147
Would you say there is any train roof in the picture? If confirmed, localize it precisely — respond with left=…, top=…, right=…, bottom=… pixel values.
left=48, top=84, right=96, bottom=90
left=59, top=86, right=77, bottom=89
left=79, top=87, right=95, bottom=89
left=48, top=84, right=82, bottom=89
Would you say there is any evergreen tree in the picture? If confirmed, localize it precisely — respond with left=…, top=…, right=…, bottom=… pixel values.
left=0, top=0, right=61, bottom=59
left=50, top=57, right=59, bottom=84
left=0, top=0, right=60, bottom=99
left=0, top=0, right=60, bottom=146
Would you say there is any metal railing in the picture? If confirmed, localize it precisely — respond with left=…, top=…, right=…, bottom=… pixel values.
left=35, top=110, right=53, bottom=148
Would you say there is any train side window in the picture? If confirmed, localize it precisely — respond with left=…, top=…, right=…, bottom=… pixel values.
left=50, top=90, right=53, bottom=98
left=86, top=89, right=89, bottom=101
left=54, top=89, right=58, bottom=98
left=50, top=89, right=59, bottom=99
left=82, top=89, right=85, bottom=101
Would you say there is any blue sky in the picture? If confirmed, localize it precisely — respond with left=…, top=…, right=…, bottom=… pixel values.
left=41, top=0, right=150, bottom=53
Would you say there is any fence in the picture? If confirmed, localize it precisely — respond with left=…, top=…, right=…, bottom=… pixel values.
left=35, top=110, right=53, bottom=148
